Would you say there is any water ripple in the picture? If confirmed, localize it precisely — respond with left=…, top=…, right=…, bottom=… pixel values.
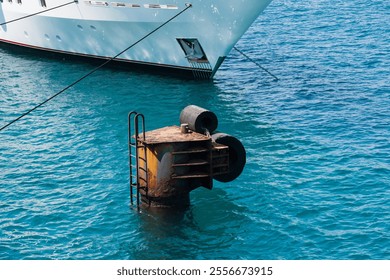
left=1, top=0, right=389, bottom=259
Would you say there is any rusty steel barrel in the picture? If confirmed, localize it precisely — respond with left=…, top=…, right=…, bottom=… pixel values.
left=129, top=106, right=246, bottom=209
left=179, top=105, right=218, bottom=134
left=137, top=126, right=213, bottom=208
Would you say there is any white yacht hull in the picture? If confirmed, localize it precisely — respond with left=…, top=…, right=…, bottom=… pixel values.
left=0, top=0, right=272, bottom=78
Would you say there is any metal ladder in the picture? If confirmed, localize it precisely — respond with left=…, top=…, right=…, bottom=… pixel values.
left=128, top=112, right=148, bottom=210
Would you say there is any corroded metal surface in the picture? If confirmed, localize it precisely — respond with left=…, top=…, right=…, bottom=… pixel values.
left=137, top=126, right=213, bottom=207
left=133, top=125, right=232, bottom=208
left=141, top=126, right=210, bottom=144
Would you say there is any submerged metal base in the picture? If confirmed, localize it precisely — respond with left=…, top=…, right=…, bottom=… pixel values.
left=141, top=194, right=190, bottom=209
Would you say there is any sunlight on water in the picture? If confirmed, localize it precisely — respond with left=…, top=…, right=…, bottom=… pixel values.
left=0, top=0, right=389, bottom=260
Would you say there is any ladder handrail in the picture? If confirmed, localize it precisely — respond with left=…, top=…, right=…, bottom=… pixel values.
left=128, top=111, right=148, bottom=210
left=134, top=113, right=142, bottom=209
left=128, top=111, right=137, bottom=206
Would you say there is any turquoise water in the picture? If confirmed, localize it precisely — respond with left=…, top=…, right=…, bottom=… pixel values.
left=0, top=0, right=389, bottom=259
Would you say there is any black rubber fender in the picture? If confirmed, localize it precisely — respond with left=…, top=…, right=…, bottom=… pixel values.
left=212, top=133, right=246, bottom=182
left=179, top=105, right=218, bottom=134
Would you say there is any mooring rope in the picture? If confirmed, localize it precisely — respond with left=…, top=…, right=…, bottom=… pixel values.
left=0, top=4, right=193, bottom=132
left=233, top=46, right=279, bottom=81
left=0, top=1, right=78, bottom=26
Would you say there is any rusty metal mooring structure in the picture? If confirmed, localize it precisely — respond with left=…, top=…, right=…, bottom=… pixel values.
left=128, top=105, right=246, bottom=209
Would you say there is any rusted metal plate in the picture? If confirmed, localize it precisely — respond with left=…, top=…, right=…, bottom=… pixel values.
left=211, top=143, right=229, bottom=176
left=141, top=126, right=210, bottom=144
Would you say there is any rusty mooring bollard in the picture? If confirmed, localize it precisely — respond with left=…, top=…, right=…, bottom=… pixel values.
left=128, top=106, right=246, bottom=209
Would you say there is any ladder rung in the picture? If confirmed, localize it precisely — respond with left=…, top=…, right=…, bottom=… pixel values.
left=173, top=160, right=209, bottom=167
left=172, top=148, right=208, bottom=155
left=172, top=174, right=210, bottom=179
left=129, top=112, right=149, bottom=208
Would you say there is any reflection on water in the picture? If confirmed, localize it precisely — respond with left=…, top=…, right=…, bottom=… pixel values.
left=120, top=188, right=252, bottom=260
